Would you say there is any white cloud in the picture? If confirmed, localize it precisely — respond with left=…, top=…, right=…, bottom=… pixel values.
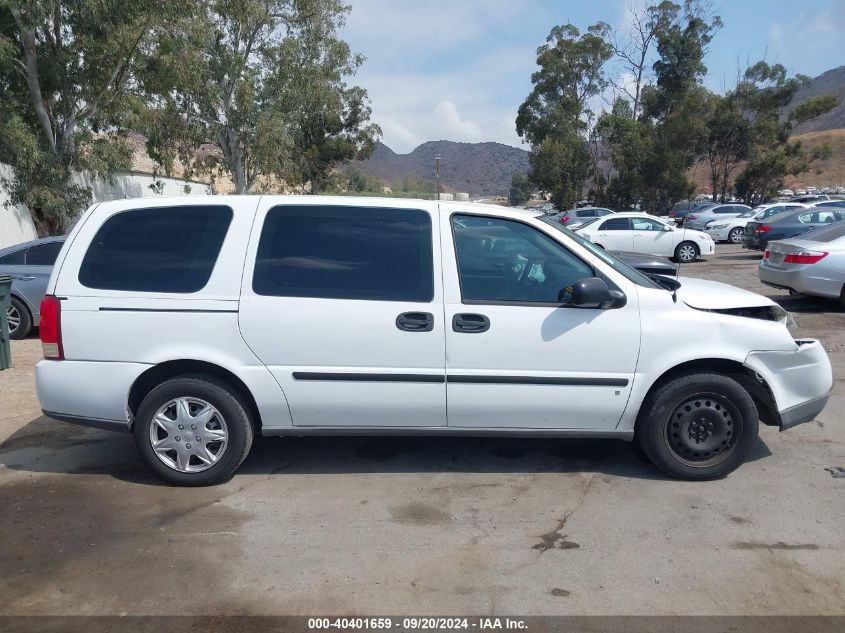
left=342, top=1, right=547, bottom=152
left=432, top=101, right=483, bottom=140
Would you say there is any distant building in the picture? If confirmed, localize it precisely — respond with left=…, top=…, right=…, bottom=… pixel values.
left=456, top=192, right=470, bottom=201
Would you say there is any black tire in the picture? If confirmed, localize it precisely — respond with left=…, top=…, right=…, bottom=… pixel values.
left=636, top=372, right=758, bottom=480
left=840, top=285, right=845, bottom=310
left=728, top=227, right=743, bottom=244
left=8, top=296, right=32, bottom=340
left=673, top=241, right=699, bottom=263
left=134, top=375, right=254, bottom=486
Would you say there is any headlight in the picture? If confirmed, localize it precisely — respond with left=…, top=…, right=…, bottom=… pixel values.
left=710, top=224, right=727, bottom=229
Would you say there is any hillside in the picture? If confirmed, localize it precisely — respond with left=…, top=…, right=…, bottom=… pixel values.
left=785, top=66, right=845, bottom=134
left=350, top=140, right=530, bottom=196
left=688, top=128, right=845, bottom=194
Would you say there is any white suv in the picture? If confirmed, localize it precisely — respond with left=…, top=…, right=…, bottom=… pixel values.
left=36, top=196, right=832, bottom=485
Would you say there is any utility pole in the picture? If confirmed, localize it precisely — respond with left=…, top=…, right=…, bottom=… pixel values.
left=435, top=155, right=441, bottom=201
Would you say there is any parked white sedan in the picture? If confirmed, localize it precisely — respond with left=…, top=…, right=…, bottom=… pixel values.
left=704, top=203, right=809, bottom=244
left=575, top=212, right=715, bottom=262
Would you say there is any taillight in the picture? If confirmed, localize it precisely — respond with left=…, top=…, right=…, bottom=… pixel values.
left=559, top=216, right=569, bottom=223
left=764, top=249, right=770, bottom=259
left=756, top=225, right=770, bottom=233
left=39, top=295, right=63, bottom=360
left=784, top=251, right=828, bottom=264
left=688, top=214, right=698, bottom=220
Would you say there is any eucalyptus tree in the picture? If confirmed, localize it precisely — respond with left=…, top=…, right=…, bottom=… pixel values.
left=142, top=0, right=380, bottom=194
left=0, top=0, right=186, bottom=234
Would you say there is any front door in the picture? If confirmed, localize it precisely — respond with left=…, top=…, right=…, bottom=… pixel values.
left=442, top=212, right=640, bottom=430
left=238, top=201, right=446, bottom=427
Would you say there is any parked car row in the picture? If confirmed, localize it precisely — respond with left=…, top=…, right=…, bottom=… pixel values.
left=742, top=207, right=845, bottom=252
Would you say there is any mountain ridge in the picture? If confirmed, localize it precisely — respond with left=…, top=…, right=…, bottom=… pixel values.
left=350, top=139, right=530, bottom=196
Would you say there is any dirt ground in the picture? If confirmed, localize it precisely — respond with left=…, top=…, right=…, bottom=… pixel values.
left=0, top=244, right=843, bottom=616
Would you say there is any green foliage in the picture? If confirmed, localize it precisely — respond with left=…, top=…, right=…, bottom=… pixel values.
left=344, top=167, right=384, bottom=193
left=508, top=173, right=532, bottom=206
left=0, top=0, right=184, bottom=235
left=594, top=2, right=721, bottom=212
left=731, top=62, right=838, bottom=204
left=516, top=22, right=613, bottom=209
left=141, top=0, right=380, bottom=194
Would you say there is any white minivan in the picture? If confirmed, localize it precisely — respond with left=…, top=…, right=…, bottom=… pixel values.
left=36, top=196, right=832, bottom=485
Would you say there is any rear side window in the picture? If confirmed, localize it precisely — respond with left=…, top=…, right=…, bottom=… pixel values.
left=600, top=217, right=631, bottom=230
left=0, top=249, right=25, bottom=265
left=26, top=241, right=63, bottom=265
left=79, top=205, right=233, bottom=292
left=253, top=205, right=433, bottom=302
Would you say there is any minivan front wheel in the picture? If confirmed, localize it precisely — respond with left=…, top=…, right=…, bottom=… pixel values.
left=674, top=241, right=699, bottom=263
left=637, top=372, right=758, bottom=480
left=134, top=375, right=254, bottom=486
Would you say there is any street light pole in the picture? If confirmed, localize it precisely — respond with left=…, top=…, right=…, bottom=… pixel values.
left=435, top=155, right=441, bottom=201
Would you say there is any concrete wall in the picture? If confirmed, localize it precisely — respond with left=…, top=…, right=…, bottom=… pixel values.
left=0, top=164, right=213, bottom=248
left=0, top=164, right=39, bottom=247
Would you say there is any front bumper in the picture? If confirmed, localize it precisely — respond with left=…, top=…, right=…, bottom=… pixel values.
left=704, top=227, right=730, bottom=241
left=744, top=339, right=833, bottom=430
left=779, top=394, right=830, bottom=430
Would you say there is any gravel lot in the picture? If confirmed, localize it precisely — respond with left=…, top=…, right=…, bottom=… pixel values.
left=0, top=244, right=843, bottom=616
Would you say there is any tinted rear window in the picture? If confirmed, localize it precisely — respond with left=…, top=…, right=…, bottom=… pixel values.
left=26, top=241, right=63, bottom=265
left=0, top=249, right=25, bottom=265
left=601, top=217, right=631, bottom=230
left=79, top=205, right=233, bottom=292
left=253, top=205, right=433, bottom=302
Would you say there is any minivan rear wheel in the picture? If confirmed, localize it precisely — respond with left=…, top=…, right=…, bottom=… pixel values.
left=636, top=372, right=758, bottom=480
left=134, top=375, right=254, bottom=486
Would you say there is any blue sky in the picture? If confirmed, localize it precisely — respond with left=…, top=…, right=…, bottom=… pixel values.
left=342, top=0, right=845, bottom=153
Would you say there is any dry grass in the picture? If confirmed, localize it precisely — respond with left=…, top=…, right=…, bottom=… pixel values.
left=688, top=128, right=845, bottom=194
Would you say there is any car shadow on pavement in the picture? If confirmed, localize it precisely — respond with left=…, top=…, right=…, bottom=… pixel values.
left=0, top=414, right=773, bottom=485
left=764, top=292, right=845, bottom=314
left=717, top=253, right=763, bottom=261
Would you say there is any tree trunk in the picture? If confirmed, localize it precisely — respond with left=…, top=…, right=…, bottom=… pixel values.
left=31, top=207, right=65, bottom=238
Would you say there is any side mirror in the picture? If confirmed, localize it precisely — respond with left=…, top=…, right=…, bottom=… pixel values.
left=663, top=224, right=673, bottom=232
left=561, top=277, right=626, bottom=309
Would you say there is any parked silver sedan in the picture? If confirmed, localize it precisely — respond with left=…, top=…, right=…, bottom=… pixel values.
left=0, top=236, right=66, bottom=339
left=759, top=221, right=845, bottom=306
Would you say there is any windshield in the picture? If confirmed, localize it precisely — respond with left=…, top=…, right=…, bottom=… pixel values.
left=739, top=209, right=758, bottom=218
left=540, top=216, right=662, bottom=289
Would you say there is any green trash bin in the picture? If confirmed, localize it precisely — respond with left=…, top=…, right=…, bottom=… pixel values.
left=0, top=275, right=12, bottom=370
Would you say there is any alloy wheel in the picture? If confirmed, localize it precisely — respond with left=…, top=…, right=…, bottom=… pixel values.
left=149, top=397, right=228, bottom=473
left=729, top=228, right=743, bottom=244
left=6, top=305, right=20, bottom=335
left=678, top=244, right=697, bottom=262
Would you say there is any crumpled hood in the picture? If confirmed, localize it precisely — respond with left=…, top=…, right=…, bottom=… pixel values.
left=676, top=277, right=775, bottom=309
